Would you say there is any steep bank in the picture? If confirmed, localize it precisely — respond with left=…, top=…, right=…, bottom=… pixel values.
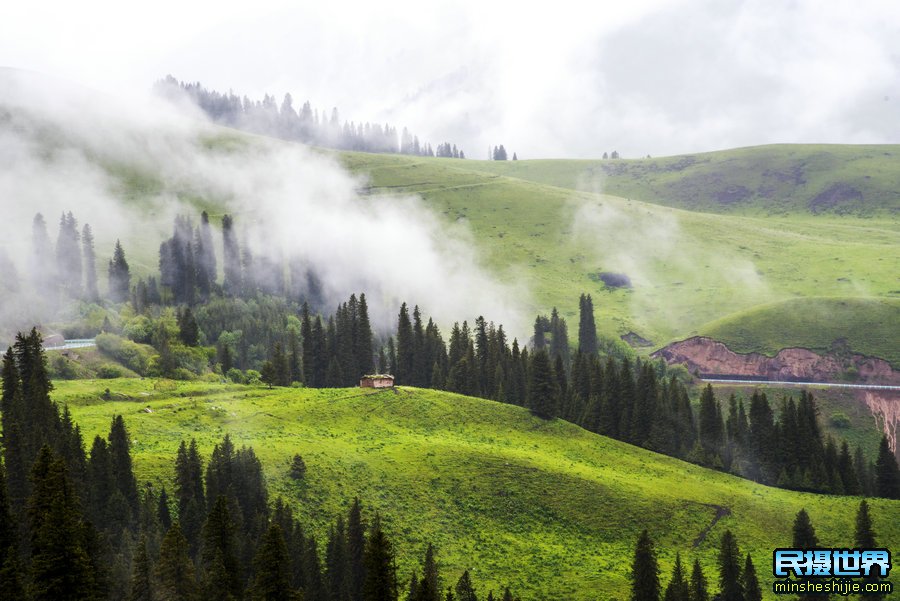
left=653, top=336, right=900, bottom=385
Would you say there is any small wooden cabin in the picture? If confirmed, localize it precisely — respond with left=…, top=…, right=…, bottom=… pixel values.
left=360, top=374, right=395, bottom=388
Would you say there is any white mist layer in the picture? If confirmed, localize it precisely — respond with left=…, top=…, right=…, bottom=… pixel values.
left=0, top=69, right=527, bottom=336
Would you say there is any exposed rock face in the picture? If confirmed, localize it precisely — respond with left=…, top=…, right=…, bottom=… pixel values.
left=652, top=337, right=900, bottom=386
left=860, top=391, right=900, bottom=455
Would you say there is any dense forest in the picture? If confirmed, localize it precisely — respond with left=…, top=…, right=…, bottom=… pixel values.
left=0, top=331, right=894, bottom=600
left=0, top=329, right=527, bottom=600
left=153, top=76, right=466, bottom=159
left=11, top=209, right=900, bottom=502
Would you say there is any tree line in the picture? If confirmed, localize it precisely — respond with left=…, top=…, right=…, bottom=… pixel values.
left=629, top=500, right=888, bottom=601
left=0, top=330, right=521, bottom=600
left=153, top=76, right=466, bottom=159
left=24, top=210, right=900, bottom=501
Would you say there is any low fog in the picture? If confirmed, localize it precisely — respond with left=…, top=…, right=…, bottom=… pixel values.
left=0, top=69, right=527, bottom=338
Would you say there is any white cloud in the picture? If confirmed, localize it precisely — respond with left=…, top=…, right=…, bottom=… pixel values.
left=1, top=0, right=899, bottom=158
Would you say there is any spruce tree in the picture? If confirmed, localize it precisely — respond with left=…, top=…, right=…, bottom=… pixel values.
left=108, top=415, right=140, bottom=523
left=528, top=349, right=556, bottom=418
left=31, top=213, right=56, bottom=292
left=741, top=555, right=760, bottom=601
left=716, top=531, right=743, bottom=601
left=200, top=496, right=242, bottom=599
left=663, top=553, right=689, bottom=601
left=108, top=240, right=131, bottom=303
left=854, top=500, right=883, bottom=601
left=792, top=509, right=818, bottom=547
left=577, top=294, right=598, bottom=356
left=0, top=458, right=23, bottom=599
left=689, top=559, right=708, bottom=601
left=874, top=436, right=900, bottom=499
left=396, top=303, right=414, bottom=385
left=362, top=515, right=397, bottom=601
left=792, top=509, right=828, bottom=601
left=222, top=214, right=242, bottom=296
left=130, top=536, right=154, bottom=601
left=630, top=529, right=660, bottom=601
left=156, top=523, right=199, bottom=601
left=55, top=211, right=83, bottom=298
left=82, top=223, right=99, bottom=302
left=455, top=570, right=478, bottom=601
left=348, top=498, right=366, bottom=601
left=854, top=499, right=876, bottom=548
left=28, top=446, right=100, bottom=601
left=252, top=523, right=294, bottom=601
left=421, top=543, right=440, bottom=601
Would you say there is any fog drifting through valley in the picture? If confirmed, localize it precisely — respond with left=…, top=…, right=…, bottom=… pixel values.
left=0, top=69, right=528, bottom=340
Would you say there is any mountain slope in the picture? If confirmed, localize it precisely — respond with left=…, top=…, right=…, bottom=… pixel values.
left=58, top=379, right=900, bottom=600
left=342, top=151, right=900, bottom=352
left=458, top=144, right=900, bottom=216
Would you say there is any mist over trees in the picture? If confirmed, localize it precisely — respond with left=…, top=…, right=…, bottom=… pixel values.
left=154, top=76, right=467, bottom=159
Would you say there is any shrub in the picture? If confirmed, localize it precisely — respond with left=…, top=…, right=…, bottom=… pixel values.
left=171, top=367, right=196, bottom=381
left=829, top=411, right=851, bottom=428
left=97, top=364, right=123, bottom=379
left=96, top=333, right=153, bottom=376
left=50, top=355, right=78, bottom=380
left=226, top=368, right=246, bottom=384
left=289, top=454, right=307, bottom=480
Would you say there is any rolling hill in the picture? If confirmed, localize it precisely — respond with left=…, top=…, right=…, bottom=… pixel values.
left=340, top=151, right=900, bottom=355
left=2, top=72, right=898, bottom=362
left=459, top=144, right=900, bottom=216
left=57, top=379, right=900, bottom=600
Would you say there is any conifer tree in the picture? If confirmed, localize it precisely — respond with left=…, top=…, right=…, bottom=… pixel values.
left=396, top=303, right=414, bottom=385
left=222, top=214, right=242, bottom=296
left=56, top=211, right=83, bottom=298
left=31, top=213, right=56, bottom=292
left=874, top=436, right=900, bottom=499
left=0, top=459, right=24, bottom=599
left=362, top=515, right=397, bottom=601
left=689, top=559, right=708, bottom=601
left=577, top=294, right=598, bottom=356
left=528, top=349, right=556, bottom=418
left=854, top=500, right=883, bottom=601
left=854, top=499, right=876, bottom=548
left=717, top=530, right=743, bottom=601
left=792, top=509, right=818, bottom=547
left=741, top=555, right=761, bottom=601
left=109, top=415, right=140, bottom=523
left=200, top=496, right=242, bottom=599
left=130, top=536, right=154, bottom=601
left=663, top=553, right=689, bottom=601
left=455, top=570, right=477, bottom=601
left=630, top=529, right=660, bottom=601
left=28, top=446, right=101, bottom=601
left=252, top=523, right=294, bottom=601
left=108, top=240, right=131, bottom=303
left=421, top=543, right=440, bottom=601
left=158, top=487, right=173, bottom=532
left=348, top=498, right=367, bottom=601
left=82, top=223, right=100, bottom=302
left=156, top=523, right=199, bottom=601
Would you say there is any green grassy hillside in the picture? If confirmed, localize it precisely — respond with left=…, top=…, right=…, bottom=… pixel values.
left=700, top=297, right=900, bottom=367
left=459, top=144, right=900, bottom=216
left=341, top=152, right=900, bottom=352
left=57, top=379, right=900, bottom=600
left=6, top=94, right=899, bottom=361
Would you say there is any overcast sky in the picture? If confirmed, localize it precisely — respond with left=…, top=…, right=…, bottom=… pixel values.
left=3, top=0, right=899, bottom=158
